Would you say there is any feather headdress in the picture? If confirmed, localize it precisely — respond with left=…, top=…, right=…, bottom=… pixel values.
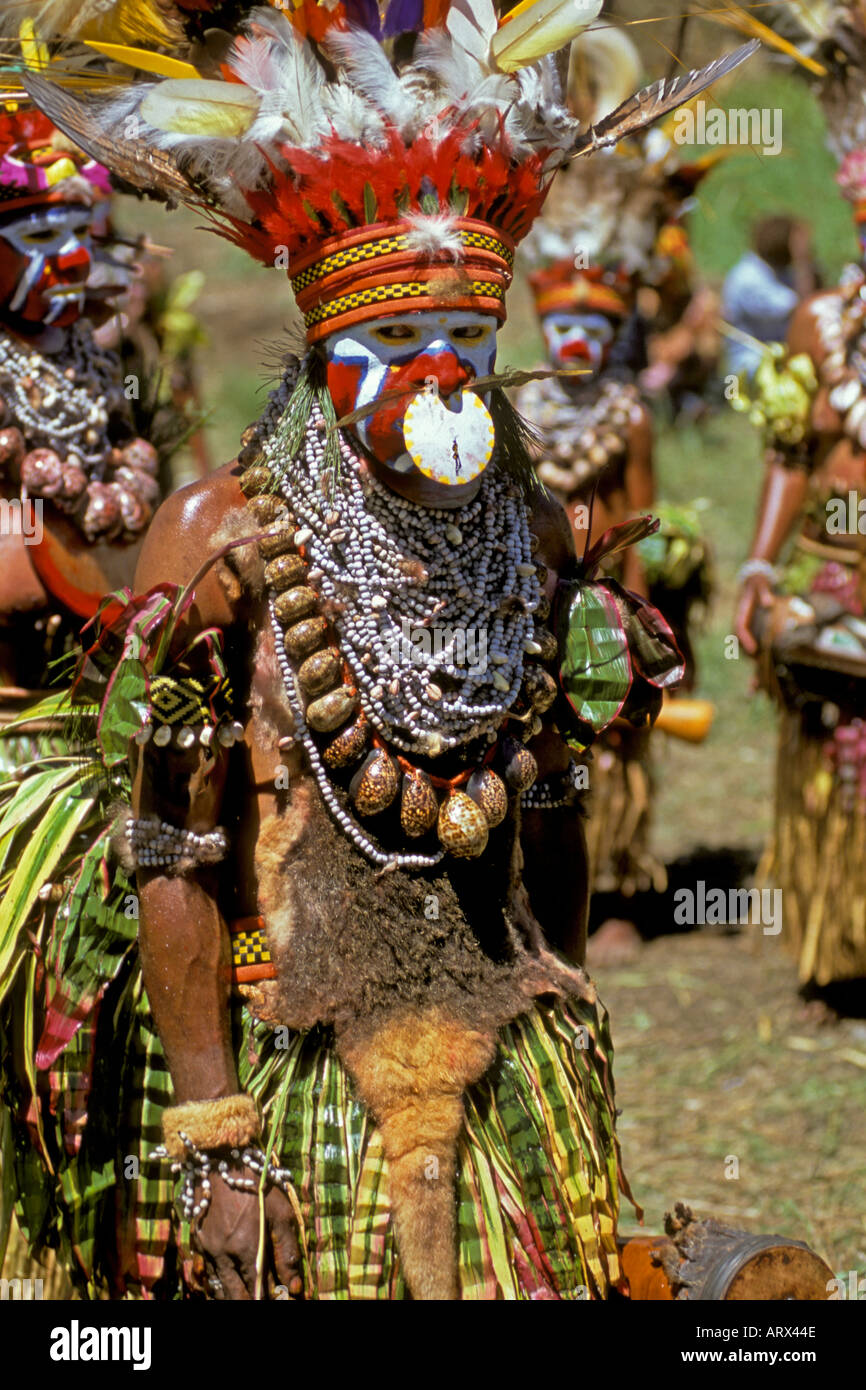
left=7, top=2, right=757, bottom=340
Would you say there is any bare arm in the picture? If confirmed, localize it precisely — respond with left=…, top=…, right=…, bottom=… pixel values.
left=128, top=468, right=301, bottom=1298
left=131, top=475, right=240, bottom=1102
left=621, top=403, right=654, bottom=597
left=522, top=486, right=589, bottom=963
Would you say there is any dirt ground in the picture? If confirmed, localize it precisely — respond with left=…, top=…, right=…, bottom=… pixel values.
left=602, top=928, right=866, bottom=1279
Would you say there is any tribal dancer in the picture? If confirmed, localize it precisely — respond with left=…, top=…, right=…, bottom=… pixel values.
left=515, top=42, right=714, bottom=952
left=732, top=3, right=866, bottom=991
left=0, top=96, right=164, bottom=1290
left=0, top=101, right=159, bottom=770
left=3, top=1, right=753, bottom=1298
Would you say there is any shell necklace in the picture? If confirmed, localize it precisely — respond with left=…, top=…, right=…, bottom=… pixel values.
left=239, top=373, right=559, bottom=869
left=516, top=373, right=639, bottom=497
left=0, top=321, right=158, bottom=541
left=812, top=269, right=866, bottom=451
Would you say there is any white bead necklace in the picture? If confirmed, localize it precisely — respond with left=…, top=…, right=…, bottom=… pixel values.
left=265, top=398, right=540, bottom=758
left=0, top=321, right=121, bottom=470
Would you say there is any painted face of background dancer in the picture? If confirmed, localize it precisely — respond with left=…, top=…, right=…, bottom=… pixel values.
left=0, top=202, right=95, bottom=330
left=541, top=311, right=615, bottom=380
left=324, top=310, right=498, bottom=476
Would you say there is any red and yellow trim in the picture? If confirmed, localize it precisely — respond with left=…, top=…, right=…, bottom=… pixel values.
left=529, top=259, right=631, bottom=320
left=291, top=218, right=514, bottom=342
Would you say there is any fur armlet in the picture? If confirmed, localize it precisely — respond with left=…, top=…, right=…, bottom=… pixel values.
left=162, top=1094, right=260, bottom=1161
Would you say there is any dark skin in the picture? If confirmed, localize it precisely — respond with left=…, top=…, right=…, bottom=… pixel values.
left=735, top=291, right=866, bottom=654
left=0, top=304, right=145, bottom=689
left=540, top=349, right=654, bottom=959
left=131, top=450, right=586, bottom=1298
left=559, top=380, right=654, bottom=599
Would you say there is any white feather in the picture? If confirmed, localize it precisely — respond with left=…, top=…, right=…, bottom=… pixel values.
left=228, top=13, right=328, bottom=148
left=445, top=0, right=498, bottom=66
left=414, top=30, right=502, bottom=107
left=405, top=212, right=464, bottom=260
left=228, top=34, right=283, bottom=96
left=321, top=82, right=386, bottom=145
left=323, top=27, right=421, bottom=132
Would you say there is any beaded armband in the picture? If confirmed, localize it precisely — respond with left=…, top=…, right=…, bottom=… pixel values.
left=126, top=816, right=228, bottom=873
left=133, top=670, right=241, bottom=753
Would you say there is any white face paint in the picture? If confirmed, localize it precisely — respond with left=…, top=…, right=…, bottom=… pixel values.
left=0, top=204, right=94, bottom=326
left=324, top=310, right=499, bottom=484
left=541, top=311, right=616, bottom=379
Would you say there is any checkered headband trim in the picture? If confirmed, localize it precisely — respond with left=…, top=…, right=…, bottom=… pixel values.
left=229, top=916, right=276, bottom=984
left=291, top=217, right=514, bottom=341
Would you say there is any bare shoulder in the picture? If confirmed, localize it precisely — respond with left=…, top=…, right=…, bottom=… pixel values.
left=528, top=482, right=575, bottom=575
left=134, top=462, right=249, bottom=629
left=134, top=462, right=246, bottom=591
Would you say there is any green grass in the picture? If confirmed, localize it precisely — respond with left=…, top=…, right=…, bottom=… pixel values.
left=689, top=72, right=857, bottom=285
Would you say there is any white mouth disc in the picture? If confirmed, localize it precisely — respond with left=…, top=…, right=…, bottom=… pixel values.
left=403, top=389, right=495, bottom=486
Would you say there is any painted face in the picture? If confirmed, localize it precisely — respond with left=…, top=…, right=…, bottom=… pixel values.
left=541, top=311, right=616, bottom=378
left=0, top=203, right=94, bottom=328
left=324, top=310, right=499, bottom=485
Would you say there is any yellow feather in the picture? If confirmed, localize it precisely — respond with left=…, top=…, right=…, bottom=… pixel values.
left=140, top=80, right=259, bottom=138
left=492, top=0, right=604, bottom=73
left=82, top=41, right=199, bottom=80
left=78, top=0, right=176, bottom=47
left=703, top=3, right=827, bottom=79
left=19, top=18, right=49, bottom=72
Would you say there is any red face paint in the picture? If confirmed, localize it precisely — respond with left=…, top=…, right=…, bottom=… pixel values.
left=0, top=204, right=94, bottom=329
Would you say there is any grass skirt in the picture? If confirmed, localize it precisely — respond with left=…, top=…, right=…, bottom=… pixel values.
left=762, top=704, right=866, bottom=986
left=583, top=725, right=666, bottom=898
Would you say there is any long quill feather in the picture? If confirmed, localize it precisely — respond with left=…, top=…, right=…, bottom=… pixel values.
left=569, top=40, right=760, bottom=158
left=20, top=71, right=195, bottom=205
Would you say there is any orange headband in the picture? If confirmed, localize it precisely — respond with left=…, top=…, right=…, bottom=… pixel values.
left=290, top=217, right=515, bottom=342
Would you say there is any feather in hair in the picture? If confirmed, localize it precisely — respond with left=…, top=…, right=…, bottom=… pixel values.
left=20, top=71, right=196, bottom=204
left=81, top=42, right=199, bottom=80
left=140, top=79, right=259, bottom=138
left=1, top=0, right=177, bottom=47
left=227, top=31, right=286, bottom=96
left=404, top=211, right=464, bottom=259
left=254, top=29, right=330, bottom=147
left=570, top=40, right=761, bottom=157
left=446, top=0, right=498, bottom=66
left=491, top=0, right=604, bottom=73
left=323, top=27, right=423, bottom=133
left=321, top=82, right=386, bottom=145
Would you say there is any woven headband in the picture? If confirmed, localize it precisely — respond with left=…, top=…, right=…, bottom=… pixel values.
left=290, top=217, right=515, bottom=342
left=532, top=278, right=629, bottom=319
